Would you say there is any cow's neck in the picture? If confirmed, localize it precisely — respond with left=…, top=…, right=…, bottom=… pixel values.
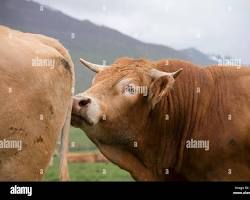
left=143, top=66, right=214, bottom=180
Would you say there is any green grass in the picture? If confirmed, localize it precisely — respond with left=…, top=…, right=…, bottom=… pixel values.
left=69, top=127, right=97, bottom=152
left=44, top=127, right=133, bottom=181
left=69, top=162, right=133, bottom=181
left=44, top=155, right=133, bottom=181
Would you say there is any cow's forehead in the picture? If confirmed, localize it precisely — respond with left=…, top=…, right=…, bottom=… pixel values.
left=113, top=57, right=153, bottom=66
left=94, top=62, right=151, bottom=84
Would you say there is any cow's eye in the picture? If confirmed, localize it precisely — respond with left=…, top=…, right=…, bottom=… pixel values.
left=123, top=84, right=136, bottom=96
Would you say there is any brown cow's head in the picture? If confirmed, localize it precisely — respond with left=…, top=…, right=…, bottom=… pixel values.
left=71, top=57, right=182, bottom=180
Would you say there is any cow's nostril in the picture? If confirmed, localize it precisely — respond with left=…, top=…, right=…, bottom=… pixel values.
left=79, top=98, right=91, bottom=107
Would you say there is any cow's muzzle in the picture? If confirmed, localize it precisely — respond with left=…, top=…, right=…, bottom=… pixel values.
left=71, top=94, right=101, bottom=126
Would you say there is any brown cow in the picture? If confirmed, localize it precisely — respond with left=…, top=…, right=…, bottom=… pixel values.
left=71, top=57, right=250, bottom=181
left=0, top=26, right=74, bottom=180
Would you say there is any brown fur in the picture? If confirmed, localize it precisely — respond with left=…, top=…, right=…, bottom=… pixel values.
left=74, top=57, right=250, bottom=181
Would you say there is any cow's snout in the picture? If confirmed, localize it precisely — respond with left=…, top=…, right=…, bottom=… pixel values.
left=79, top=98, right=91, bottom=107
left=73, top=96, right=91, bottom=112
left=72, top=94, right=102, bottom=126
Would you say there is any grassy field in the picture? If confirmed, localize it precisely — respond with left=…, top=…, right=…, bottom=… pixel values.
left=44, top=128, right=133, bottom=181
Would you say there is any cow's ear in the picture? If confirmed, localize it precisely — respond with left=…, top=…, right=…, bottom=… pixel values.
left=148, top=68, right=182, bottom=109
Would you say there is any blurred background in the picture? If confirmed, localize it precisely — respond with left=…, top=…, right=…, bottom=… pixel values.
left=0, top=0, right=249, bottom=181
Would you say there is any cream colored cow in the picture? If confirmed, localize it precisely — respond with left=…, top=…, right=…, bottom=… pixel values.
left=0, top=25, right=74, bottom=181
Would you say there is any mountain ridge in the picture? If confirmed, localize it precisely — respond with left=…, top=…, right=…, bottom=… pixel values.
left=0, top=0, right=216, bottom=92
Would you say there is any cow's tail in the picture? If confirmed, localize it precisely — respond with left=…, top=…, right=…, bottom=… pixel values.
left=59, top=97, right=73, bottom=181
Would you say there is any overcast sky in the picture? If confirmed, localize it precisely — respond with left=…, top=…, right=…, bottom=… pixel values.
left=35, top=0, right=250, bottom=64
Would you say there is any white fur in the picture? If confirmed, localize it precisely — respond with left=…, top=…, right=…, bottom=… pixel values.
left=77, top=93, right=102, bottom=125
left=86, top=96, right=102, bottom=125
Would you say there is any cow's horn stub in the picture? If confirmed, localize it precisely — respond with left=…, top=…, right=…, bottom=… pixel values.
left=79, top=58, right=106, bottom=73
left=171, top=68, right=183, bottom=78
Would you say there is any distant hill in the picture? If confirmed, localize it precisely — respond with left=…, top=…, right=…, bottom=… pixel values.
left=180, top=48, right=216, bottom=66
left=0, top=0, right=216, bottom=92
